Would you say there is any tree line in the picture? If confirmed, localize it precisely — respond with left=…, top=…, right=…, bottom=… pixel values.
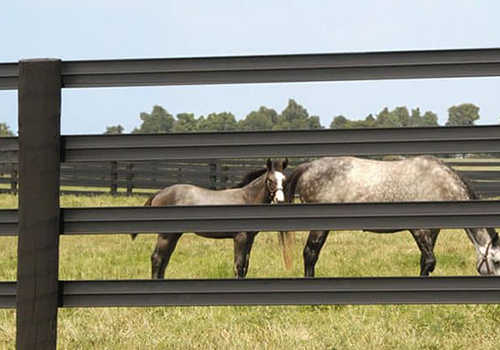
left=104, top=99, right=322, bottom=134
left=0, top=99, right=490, bottom=137
left=104, top=100, right=486, bottom=134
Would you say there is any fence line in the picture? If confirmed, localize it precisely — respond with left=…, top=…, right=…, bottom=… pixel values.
left=1, top=161, right=500, bottom=197
left=1, top=148, right=499, bottom=197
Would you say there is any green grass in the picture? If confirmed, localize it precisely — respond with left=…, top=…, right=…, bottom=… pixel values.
left=0, top=193, right=499, bottom=349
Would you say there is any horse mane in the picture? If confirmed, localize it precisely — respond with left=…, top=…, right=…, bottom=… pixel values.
left=283, top=162, right=311, bottom=202
left=455, top=170, right=480, bottom=200
left=434, top=157, right=480, bottom=200
left=233, top=168, right=267, bottom=188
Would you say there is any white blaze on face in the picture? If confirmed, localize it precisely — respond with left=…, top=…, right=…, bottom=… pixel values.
left=273, top=171, right=285, bottom=203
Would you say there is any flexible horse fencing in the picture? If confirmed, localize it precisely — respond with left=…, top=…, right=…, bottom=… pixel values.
left=0, top=48, right=500, bottom=349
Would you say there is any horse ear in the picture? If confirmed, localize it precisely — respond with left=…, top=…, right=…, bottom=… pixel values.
left=283, top=158, right=288, bottom=170
left=266, top=158, right=273, bottom=171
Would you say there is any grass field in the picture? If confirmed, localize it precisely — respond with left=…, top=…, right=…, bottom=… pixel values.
left=0, top=193, right=499, bottom=349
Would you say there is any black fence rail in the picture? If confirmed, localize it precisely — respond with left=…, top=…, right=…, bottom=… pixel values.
left=1, top=48, right=500, bottom=349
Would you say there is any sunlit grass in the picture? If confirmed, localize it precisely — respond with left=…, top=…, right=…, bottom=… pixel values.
left=0, top=193, right=499, bottom=349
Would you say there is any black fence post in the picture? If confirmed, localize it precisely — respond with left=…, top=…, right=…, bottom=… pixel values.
left=16, top=59, right=62, bottom=350
left=110, top=161, right=118, bottom=195
left=126, top=163, right=134, bottom=195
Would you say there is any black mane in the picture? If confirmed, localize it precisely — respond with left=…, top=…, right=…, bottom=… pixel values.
left=234, top=168, right=267, bottom=188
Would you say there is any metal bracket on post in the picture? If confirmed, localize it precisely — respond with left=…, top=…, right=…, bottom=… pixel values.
left=16, top=59, right=62, bottom=350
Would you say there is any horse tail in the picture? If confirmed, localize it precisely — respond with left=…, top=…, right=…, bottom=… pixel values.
left=130, top=191, right=160, bottom=240
left=278, top=230, right=295, bottom=270
left=278, top=162, right=311, bottom=270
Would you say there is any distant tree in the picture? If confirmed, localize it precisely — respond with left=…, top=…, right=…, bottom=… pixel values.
left=389, top=107, right=411, bottom=127
left=374, top=106, right=411, bottom=128
left=307, top=115, right=323, bottom=129
left=330, top=115, right=349, bottom=129
left=132, top=105, right=175, bottom=133
left=375, top=107, right=391, bottom=127
left=239, top=106, right=279, bottom=131
left=173, top=113, right=199, bottom=132
left=331, top=113, right=378, bottom=129
left=0, top=123, right=14, bottom=137
left=275, top=99, right=323, bottom=130
left=409, top=108, right=422, bottom=126
left=446, top=103, right=480, bottom=126
left=330, top=107, right=439, bottom=129
left=103, top=125, right=124, bottom=134
left=421, top=111, right=439, bottom=126
left=198, top=112, right=238, bottom=132
left=365, top=114, right=376, bottom=126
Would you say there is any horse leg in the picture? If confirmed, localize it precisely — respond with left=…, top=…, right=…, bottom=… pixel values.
left=233, top=232, right=253, bottom=278
left=151, top=232, right=182, bottom=279
left=410, top=229, right=440, bottom=276
left=243, top=232, right=257, bottom=277
left=303, top=230, right=329, bottom=277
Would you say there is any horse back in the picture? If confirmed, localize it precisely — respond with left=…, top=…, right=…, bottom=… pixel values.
left=297, top=156, right=472, bottom=203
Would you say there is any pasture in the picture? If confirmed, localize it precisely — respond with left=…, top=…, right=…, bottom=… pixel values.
left=0, top=193, right=499, bottom=349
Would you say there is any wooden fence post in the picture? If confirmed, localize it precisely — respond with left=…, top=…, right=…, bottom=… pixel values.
left=16, top=59, right=62, bottom=350
left=110, top=161, right=118, bottom=195
left=10, top=163, right=18, bottom=192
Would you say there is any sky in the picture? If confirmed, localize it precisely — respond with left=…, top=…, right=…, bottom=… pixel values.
left=0, top=0, right=499, bottom=134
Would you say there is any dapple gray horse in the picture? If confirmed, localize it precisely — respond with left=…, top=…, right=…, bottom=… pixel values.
left=133, top=158, right=288, bottom=279
left=283, top=156, right=500, bottom=276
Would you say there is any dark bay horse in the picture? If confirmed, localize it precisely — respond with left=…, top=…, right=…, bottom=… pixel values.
left=283, top=156, right=500, bottom=276
left=133, top=158, right=288, bottom=279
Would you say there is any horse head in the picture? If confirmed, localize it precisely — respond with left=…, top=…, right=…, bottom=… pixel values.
left=476, top=230, right=500, bottom=275
left=265, top=158, right=288, bottom=203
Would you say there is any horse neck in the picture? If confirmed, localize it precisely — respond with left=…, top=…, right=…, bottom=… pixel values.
left=465, top=228, right=498, bottom=255
left=240, top=175, right=268, bottom=204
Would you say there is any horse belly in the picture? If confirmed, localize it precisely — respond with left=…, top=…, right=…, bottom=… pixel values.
left=363, top=229, right=404, bottom=234
left=195, top=232, right=236, bottom=239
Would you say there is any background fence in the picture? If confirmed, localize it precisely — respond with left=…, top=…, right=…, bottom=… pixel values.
left=1, top=157, right=499, bottom=197
left=1, top=48, right=500, bottom=349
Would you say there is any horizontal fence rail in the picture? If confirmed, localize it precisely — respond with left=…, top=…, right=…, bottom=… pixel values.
left=59, top=277, right=500, bottom=306
left=2, top=126, right=500, bottom=163
left=0, top=62, right=17, bottom=90
left=3, top=277, right=500, bottom=309
left=1, top=201, right=500, bottom=236
left=63, top=126, right=500, bottom=161
left=0, top=282, right=15, bottom=308
left=2, top=48, right=500, bottom=90
left=62, top=201, right=500, bottom=234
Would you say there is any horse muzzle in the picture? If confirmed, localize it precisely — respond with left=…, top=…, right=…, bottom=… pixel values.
left=272, top=189, right=285, bottom=203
